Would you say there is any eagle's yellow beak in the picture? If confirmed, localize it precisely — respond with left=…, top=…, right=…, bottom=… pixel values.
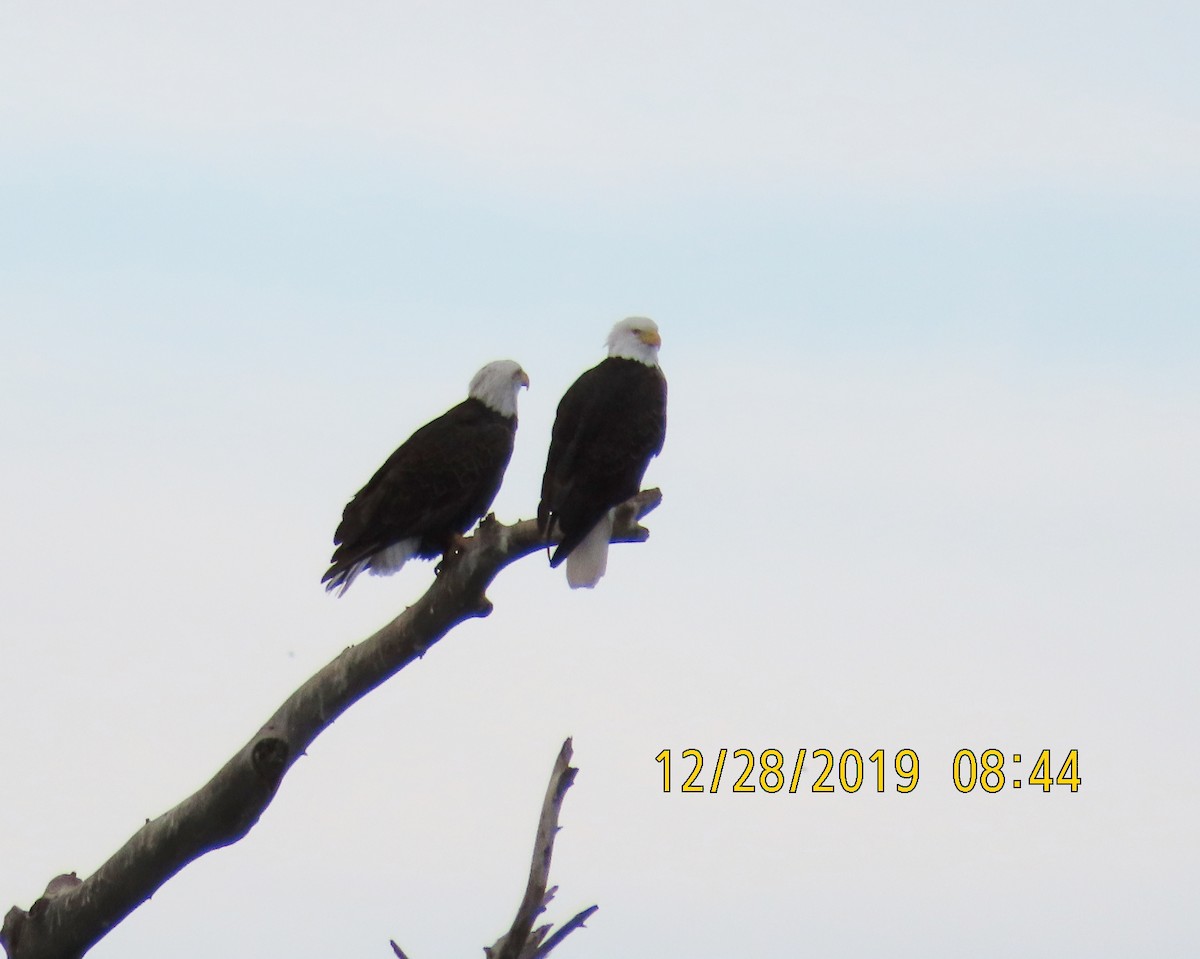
left=518, top=370, right=531, bottom=389
left=639, top=329, right=662, bottom=348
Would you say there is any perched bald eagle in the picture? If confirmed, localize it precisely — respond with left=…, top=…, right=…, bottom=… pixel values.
left=538, top=318, right=667, bottom=588
left=323, top=360, right=529, bottom=595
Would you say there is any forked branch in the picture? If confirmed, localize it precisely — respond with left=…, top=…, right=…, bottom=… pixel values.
left=390, top=739, right=597, bottom=959
left=486, top=739, right=594, bottom=959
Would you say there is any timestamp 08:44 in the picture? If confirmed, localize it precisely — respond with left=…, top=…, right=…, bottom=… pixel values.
left=654, top=748, right=1081, bottom=794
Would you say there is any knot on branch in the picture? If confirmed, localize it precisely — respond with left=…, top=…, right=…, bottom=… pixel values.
left=468, top=595, right=494, bottom=619
left=251, top=737, right=289, bottom=782
left=29, top=874, right=81, bottom=920
left=477, top=512, right=505, bottom=545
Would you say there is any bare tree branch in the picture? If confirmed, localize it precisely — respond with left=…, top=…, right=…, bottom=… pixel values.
left=389, top=740, right=596, bottom=959
left=2, top=491, right=661, bottom=959
left=534, top=905, right=599, bottom=959
left=484, top=739, right=596, bottom=959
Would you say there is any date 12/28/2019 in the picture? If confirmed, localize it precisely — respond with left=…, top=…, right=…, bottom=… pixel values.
left=654, top=748, right=1081, bottom=794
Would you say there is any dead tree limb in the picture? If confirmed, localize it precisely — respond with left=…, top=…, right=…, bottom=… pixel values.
left=2, top=490, right=661, bottom=959
left=390, top=738, right=597, bottom=959
left=486, top=738, right=593, bottom=959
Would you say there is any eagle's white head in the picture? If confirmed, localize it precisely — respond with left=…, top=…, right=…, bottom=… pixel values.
left=606, top=316, right=661, bottom=367
left=469, top=359, right=529, bottom=418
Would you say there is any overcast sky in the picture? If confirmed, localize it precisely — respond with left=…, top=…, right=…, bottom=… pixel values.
left=2, top=3, right=1197, bottom=957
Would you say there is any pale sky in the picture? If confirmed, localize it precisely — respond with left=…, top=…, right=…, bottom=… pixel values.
left=2, top=3, right=1197, bottom=957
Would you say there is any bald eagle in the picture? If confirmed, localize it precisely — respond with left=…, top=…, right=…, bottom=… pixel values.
left=322, top=360, right=529, bottom=595
left=538, top=318, right=667, bottom=588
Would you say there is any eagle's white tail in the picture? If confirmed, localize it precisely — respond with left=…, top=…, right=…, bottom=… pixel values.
left=328, top=536, right=419, bottom=597
left=370, top=537, right=419, bottom=578
left=566, top=511, right=613, bottom=589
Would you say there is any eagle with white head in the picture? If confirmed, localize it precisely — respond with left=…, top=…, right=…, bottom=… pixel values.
left=323, top=359, right=529, bottom=595
left=538, top=318, right=667, bottom=588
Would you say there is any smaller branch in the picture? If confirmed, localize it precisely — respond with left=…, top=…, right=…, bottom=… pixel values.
left=484, top=739, right=595, bottom=959
left=534, top=905, right=599, bottom=959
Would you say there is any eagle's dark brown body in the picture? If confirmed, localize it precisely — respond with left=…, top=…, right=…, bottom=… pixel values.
left=323, top=397, right=517, bottom=594
left=538, top=356, right=667, bottom=567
